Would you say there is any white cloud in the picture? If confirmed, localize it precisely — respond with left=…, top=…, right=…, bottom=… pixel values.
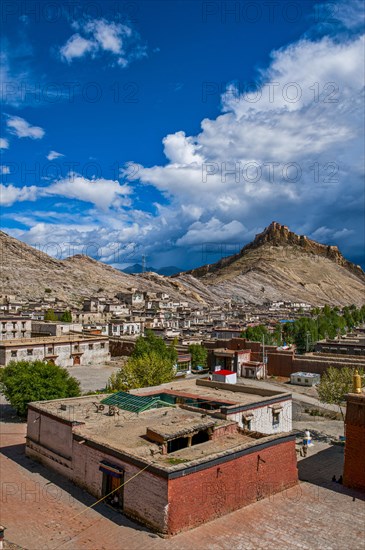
left=4, top=1, right=364, bottom=270
left=163, top=131, right=203, bottom=165
left=60, top=34, right=96, bottom=62
left=59, top=18, right=146, bottom=67
left=0, top=138, right=9, bottom=149
left=0, top=173, right=133, bottom=211
left=177, top=219, right=246, bottom=246
left=6, top=115, right=45, bottom=139
left=45, top=174, right=132, bottom=210
left=46, top=150, right=64, bottom=161
left=0, top=184, right=38, bottom=206
left=127, top=33, right=364, bottom=259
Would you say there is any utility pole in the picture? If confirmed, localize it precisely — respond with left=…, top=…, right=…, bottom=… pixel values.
left=306, top=331, right=311, bottom=353
left=262, top=335, right=267, bottom=379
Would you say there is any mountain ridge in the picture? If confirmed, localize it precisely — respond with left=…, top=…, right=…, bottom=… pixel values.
left=184, top=222, right=365, bottom=282
left=1, top=223, right=364, bottom=307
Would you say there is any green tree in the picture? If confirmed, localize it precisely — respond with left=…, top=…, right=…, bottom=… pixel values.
left=106, top=351, right=175, bottom=391
left=316, top=366, right=363, bottom=420
left=60, top=310, right=72, bottom=322
left=132, top=330, right=177, bottom=366
left=241, top=325, right=274, bottom=345
left=189, top=344, right=208, bottom=368
left=0, top=360, right=81, bottom=417
left=44, top=308, right=57, bottom=321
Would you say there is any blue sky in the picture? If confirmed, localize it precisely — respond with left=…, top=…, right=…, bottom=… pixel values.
left=1, top=0, right=364, bottom=270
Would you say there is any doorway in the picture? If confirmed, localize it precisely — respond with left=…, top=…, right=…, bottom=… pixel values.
left=103, top=471, right=124, bottom=510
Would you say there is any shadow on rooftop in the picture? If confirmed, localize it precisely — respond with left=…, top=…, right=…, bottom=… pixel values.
left=298, top=444, right=365, bottom=501
left=0, top=441, right=157, bottom=536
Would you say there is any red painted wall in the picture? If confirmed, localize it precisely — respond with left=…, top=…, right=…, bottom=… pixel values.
left=343, top=394, right=365, bottom=491
left=167, top=439, right=298, bottom=535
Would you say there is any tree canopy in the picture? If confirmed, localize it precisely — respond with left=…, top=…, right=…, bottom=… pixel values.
left=188, top=344, right=208, bottom=368
left=44, top=308, right=57, bottom=321
left=107, top=351, right=175, bottom=392
left=132, top=330, right=177, bottom=365
left=316, top=366, right=364, bottom=420
left=241, top=306, right=365, bottom=354
left=241, top=325, right=276, bottom=345
left=107, top=331, right=178, bottom=392
left=0, top=360, right=81, bottom=416
left=60, top=310, right=72, bottom=322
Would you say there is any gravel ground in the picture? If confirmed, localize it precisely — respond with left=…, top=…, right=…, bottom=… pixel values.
left=65, top=363, right=121, bottom=393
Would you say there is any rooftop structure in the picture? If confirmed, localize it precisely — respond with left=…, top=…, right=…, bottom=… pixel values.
left=26, top=379, right=297, bottom=535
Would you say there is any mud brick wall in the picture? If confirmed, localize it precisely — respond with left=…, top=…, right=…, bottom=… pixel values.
left=109, top=338, right=136, bottom=357
left=267, top=352, right=365, bottom=377
left=211, top=423, right=238, bottom=440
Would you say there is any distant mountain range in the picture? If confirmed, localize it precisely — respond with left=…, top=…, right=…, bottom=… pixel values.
left=1, top=221, right=364, bottom=307
left=122, top=264, right=183, bottom=276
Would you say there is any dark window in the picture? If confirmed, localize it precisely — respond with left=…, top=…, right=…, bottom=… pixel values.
left=88, top=344, right=93, bottom=350
left=191, top=430, right=210, bottom=445
left=101, top=343, right=105, bottom=349
left=27, top=349, right=33, bottom=356
left=11, top=351, right=17, bottom=357
left=243, top=417, right=252, bottom=430
left=272, top=412, right=280, bottom=426
left=167, top=437, right=189, bottom=453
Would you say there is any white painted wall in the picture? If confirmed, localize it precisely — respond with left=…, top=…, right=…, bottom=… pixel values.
left=227, top=399, right=292, bottom=435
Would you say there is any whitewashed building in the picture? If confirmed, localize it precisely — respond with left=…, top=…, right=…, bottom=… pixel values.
left=0, top=316, right=32, bottom=340
left=290, top=372, right=320, bottom=387
left=0, top=335, right=110, bottom=367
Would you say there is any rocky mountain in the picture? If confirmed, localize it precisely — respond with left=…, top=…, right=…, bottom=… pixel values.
left=1, top=222, right=364, bottom=307
left=183, top=222, right=365, bottom=306
left=0, top=231, right=212, bottom=306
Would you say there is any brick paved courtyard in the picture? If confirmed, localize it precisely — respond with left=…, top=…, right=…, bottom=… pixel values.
left=1, top=420, right=364, bottom=550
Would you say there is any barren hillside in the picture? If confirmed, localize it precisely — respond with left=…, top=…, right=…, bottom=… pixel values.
left=1, top=222, right=364, bottom=307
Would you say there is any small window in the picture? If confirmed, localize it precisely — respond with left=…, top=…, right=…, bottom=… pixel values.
left=88, top=344, right=93, bottom=350
left=100, top=343, right=105, bottom=349
left=11, top=351, right=17, bottom=357
left=297, top=378, right=301, bottom=382
left=48, top=347, right=53, bottom=353
left=305, top=379, right=309, bottom=384
left=272, top=412, right=280, bottom=426
left=27, top=349, right=33, bottom=356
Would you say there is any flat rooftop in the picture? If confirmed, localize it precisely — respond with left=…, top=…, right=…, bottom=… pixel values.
left=0, top=334, right=108, bottom=346
left=134, top=378, right=291, bottom=409
left=29, top=379, right=292, bottom=471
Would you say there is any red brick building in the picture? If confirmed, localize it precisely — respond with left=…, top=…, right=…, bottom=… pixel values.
left=26, top=380, right=298, bottom=536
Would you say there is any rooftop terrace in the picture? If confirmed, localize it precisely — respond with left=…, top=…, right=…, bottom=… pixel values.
left=29, top=378, right=292, bottom=471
